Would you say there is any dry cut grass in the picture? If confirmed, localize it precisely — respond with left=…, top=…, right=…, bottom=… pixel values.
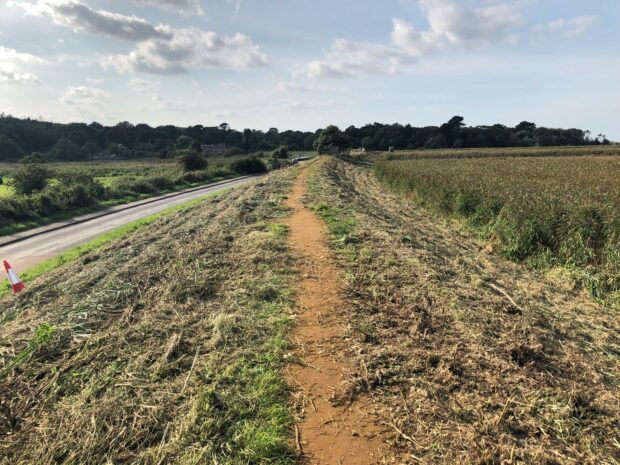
left=0, top=169, right=299, bottom=464
left=306, top=157, right=620, bottom=464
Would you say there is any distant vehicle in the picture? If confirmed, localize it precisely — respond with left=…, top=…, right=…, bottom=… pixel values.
left=291, top=155, right=311, bottom=165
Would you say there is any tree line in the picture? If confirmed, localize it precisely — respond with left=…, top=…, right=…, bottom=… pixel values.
left=0, top=113, right=610, bottom=162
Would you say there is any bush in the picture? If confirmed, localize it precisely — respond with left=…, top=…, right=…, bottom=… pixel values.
left=179, top=170, right=211, bottom=184
left=229, top=157, right=268, bottom=175
left=179, top=150, right=208, bottom=172
left=11, top=163, right=51, bottom=195
left=226, top=146, right=245, bottom=156
left=147, top=175, right=175, bottom=191
left=272, top=145, right=289, bottom=159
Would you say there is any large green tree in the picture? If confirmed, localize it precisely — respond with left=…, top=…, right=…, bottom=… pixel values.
left=313, top=125, right=352, bottom=155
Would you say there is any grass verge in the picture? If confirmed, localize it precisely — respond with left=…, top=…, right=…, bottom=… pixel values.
left=0, top=190, right=229, bottom=298
left=0, top=174, right=239, bottom=237
left=0, top=170, right=298, bottom=464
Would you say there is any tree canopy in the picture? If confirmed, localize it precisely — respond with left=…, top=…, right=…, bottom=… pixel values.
left=0, top=113, right=607, bottom=162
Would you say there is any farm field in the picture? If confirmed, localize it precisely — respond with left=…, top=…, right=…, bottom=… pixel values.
left=1, top=158, right=618, bottom=465
left=0, top=155, right=269, bottom=236
left=377, top=144, right=620, bottom=161
left=375, top=155, right=620, bottom=305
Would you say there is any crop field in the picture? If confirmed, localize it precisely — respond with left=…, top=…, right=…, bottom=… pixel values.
left=377, top=144, right=620, bottom=161
left=375, top=155, right=620, bottom=304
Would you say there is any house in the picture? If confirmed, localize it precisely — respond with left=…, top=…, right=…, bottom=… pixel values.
left=201, top=144, right=227, bottom=156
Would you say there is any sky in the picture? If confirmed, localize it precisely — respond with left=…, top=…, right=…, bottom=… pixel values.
left=0, top=0, right=618, bottom=139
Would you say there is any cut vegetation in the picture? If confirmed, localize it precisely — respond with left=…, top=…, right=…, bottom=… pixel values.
left=0, top=156, right=618, bottom=465
left=305, top=158, right=619, bottom=464
left=0, top=170, right=297, bottom=464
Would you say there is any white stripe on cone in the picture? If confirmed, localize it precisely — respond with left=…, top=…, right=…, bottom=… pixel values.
left=3, top=260, right=25, bottom=294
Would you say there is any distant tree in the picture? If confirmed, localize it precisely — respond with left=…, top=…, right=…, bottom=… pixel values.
left=82, top=141, right=101, bottom=158
left=175, top=135, right=200, bottom=151
left=272, top=145, right=289, bottom=159
left=178, top=150, right=208, bottom=172
left=313, top=125, right=351, bottom=155
left=360, top=136, right=374, bottom=150
left=11, top=162, right=51, bottom=195
left=0, top=134, right=26, bottom=161
left=46, top=138, right=87, bottom=161
left=440, top=116, right=465, bottom=147
left=20, top=152, right=45, bottom=164
left=516, top=121, right=537, bottom=132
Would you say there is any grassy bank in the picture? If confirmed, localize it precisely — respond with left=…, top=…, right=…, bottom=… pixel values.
left=0, top=169, right=298, bottom=464
left=305, top=157, right=620, bottom=464
left=0, top=190, right=231, bottom=299
left=375, top=156, right=620, bottom=305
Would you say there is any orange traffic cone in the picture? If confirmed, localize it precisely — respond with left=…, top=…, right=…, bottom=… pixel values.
left=3, top=260, right=25, bottom=294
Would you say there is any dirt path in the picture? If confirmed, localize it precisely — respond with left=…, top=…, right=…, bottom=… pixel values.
left=285, top=165, right=383, bottom=464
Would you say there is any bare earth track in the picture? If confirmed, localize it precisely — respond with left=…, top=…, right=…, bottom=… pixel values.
left=285, top=165, right=384, bottom=464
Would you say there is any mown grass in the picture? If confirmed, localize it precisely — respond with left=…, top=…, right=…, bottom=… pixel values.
left=375, top=156, right=620, bottom=306
left=304, top=157, right=620, bottom=464
left=0, top=190, right=229, bottom=299
left=0, top=171, right=299, bottom=464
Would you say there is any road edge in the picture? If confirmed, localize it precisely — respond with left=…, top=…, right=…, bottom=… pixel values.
left=0, top=176, right=254, bottom=248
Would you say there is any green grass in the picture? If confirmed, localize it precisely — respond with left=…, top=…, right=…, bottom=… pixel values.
left=0, top=189, right=229, bottom=298
left=0, top=173, right=243, bottom=237
left=0, top=182, right=13, bottom=197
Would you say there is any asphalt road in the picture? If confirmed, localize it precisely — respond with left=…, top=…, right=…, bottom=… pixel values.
left=0, top=176, right=256, bottom=274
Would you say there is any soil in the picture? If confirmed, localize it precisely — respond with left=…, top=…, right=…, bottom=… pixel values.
left=285, top=165, right=384, bottom=464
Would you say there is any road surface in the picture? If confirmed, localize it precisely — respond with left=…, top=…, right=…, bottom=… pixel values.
left=0, top=176, right=256, bottom=274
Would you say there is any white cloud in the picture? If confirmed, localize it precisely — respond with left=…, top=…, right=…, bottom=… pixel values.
left=103, top=29, right=267, bottom=74
left=129, top=77, right=160, bottom=92
left=548, top=15, right=599, bottom=38
left=277, top=99, right=338, bottom=110
left=59, top=85, right=109, bottom=106
left=277, top=81, right=330, bottom=93
left=0, top=45, right=45, bottom=65
left=295, top=0, right=525, bottom=79
left=86, top=77, right=103, bottom=84
left=130, top=0, right=204, bottom=15
left=10, top=0, right=172, bottom=41
left=152, top=94, right=201, bottom=111
left=0, top=70, right=41, bottom=84
left=212, top=109, right=233, bottom=119
left=292, top=39, right=407, bottom=79
left=11, top=0, right=268, bottom=74
left=417, top=0, right=522, bottom=48
left=0, top=46, right=44, bottom=84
